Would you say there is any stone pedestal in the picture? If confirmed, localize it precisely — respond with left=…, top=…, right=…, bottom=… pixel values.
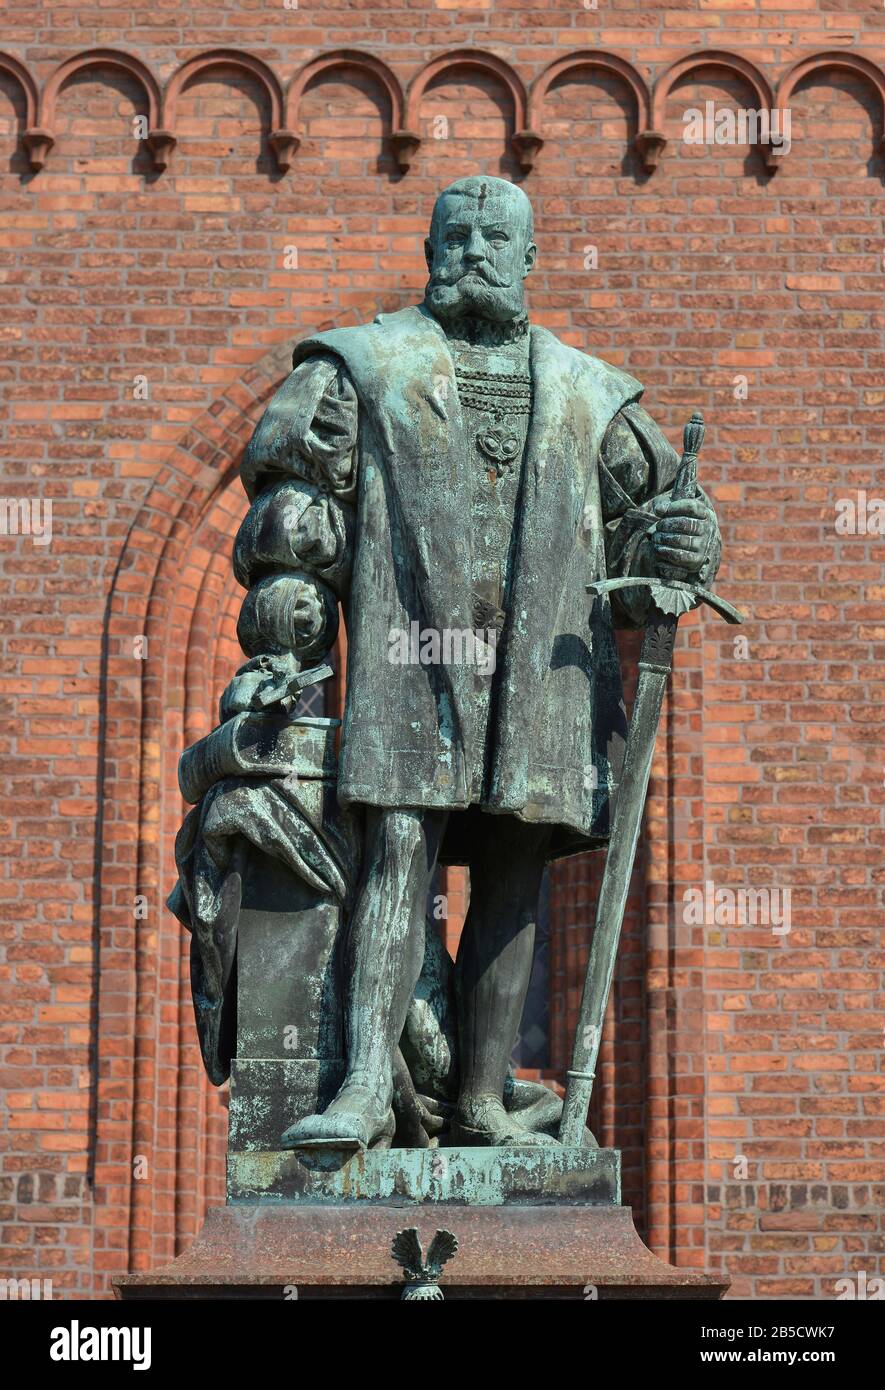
left=115, top=1147, right=727, bottom=1300
left=114, top=1203, right=725, bottom=1300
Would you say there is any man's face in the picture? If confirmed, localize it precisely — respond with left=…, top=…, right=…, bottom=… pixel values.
left=424, top=189, right=536, bottom=324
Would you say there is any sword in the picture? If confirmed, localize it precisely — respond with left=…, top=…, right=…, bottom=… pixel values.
left=558, top=411, right=743, bottom=1146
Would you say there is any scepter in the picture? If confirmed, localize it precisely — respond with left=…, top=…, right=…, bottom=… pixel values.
left=558, top=411, right=743, bottom=1146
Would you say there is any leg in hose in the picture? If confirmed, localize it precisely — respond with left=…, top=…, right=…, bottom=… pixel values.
left=281, top=805, right=447, bottom=1150
left=452, top=816, right=554, bottom=1146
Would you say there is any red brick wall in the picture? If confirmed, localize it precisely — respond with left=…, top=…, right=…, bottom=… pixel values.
left=1, top=3, right=883, bottom=1298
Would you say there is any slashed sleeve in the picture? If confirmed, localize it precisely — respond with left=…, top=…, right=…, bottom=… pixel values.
left=226, top=352, right=359, bottom=695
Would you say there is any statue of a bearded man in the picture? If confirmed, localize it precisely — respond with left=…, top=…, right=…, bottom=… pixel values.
left=176, top=175, right=722, bottom=1155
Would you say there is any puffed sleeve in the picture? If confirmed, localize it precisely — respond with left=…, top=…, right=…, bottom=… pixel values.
left=233, top=479, right=354, bottom=602
left=241, top=351, right=359, bottom=503
left=225, top=351, right=359, bottom=702
left=598, top=402, right=721, bottom=626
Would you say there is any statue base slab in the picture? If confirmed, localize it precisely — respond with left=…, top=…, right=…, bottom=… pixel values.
left=226, top=1143, right=620, bottom=1204
left=114, top=1201, right=726, bottom=1300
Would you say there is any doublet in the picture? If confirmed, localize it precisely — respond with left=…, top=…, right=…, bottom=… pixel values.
left=236, top=300, right=722, bottom=849
left=443, top=312, right=532, bottom=800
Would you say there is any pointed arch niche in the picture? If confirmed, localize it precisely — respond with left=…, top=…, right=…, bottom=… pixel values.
left=91, top=301, right=403, bottom=1283
left=91, top=292, right=697, bottom=1283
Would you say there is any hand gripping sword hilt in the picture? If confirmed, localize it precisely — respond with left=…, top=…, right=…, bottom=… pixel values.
left=655, top=409, right=706, bottom=586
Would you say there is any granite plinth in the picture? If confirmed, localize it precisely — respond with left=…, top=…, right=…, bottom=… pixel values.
left=114, top=1201, right=727, bottom=1300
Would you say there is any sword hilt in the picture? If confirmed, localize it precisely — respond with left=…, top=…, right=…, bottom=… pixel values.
left=589, top=407, right=743, bottom=624
left=657, top=410, right=705, bottom=583
left=671, top=410, right=705, bottom=503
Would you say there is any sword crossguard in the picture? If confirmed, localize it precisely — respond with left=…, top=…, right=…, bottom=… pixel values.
left=587, top=575, right=743, bottom=625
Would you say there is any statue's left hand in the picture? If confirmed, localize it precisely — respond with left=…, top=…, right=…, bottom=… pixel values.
left=650, top=494, right=718, bottom=575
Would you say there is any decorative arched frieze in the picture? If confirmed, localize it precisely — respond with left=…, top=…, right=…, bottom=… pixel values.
left=772, top=50, right=885, bottom=168
left=161, top=49, right=293, bottom=172
left=8, top=44, right=885, bottom=180
left=529, top=51, right=654, bottom=172
left=0, top=50, right=42, bottom=169
left=285, top=49, right=405, bottom=169
left=32, top=48, right=163, bottom=172
left=648, top=50, right=776, bottom=172
left=401, top=49, right=533, bottom=171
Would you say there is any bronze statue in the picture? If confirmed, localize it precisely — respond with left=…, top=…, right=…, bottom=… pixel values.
left=169, top=176, right=723, bottom=1159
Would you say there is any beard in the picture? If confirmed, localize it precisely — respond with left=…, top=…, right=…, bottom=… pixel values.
left=424, top=267, right=526, bottom=325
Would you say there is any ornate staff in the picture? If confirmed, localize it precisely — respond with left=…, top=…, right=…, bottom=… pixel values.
left=559, top=412, right=744, bottom=1146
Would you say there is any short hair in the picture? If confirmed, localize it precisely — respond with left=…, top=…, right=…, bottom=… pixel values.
left=429, top=176, right=534, bottom=244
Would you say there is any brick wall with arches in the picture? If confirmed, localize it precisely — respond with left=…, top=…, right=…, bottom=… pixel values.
left=1, top=2, right=883, bottom=1298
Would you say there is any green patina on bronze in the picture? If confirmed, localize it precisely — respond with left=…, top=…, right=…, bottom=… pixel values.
left=228, top=1144, right=620, bottom=1206
left=168, top=175, right=727, bottom=1172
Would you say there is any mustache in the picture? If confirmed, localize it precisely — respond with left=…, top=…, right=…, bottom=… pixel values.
left=430, top=265, right=513, bottom=289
